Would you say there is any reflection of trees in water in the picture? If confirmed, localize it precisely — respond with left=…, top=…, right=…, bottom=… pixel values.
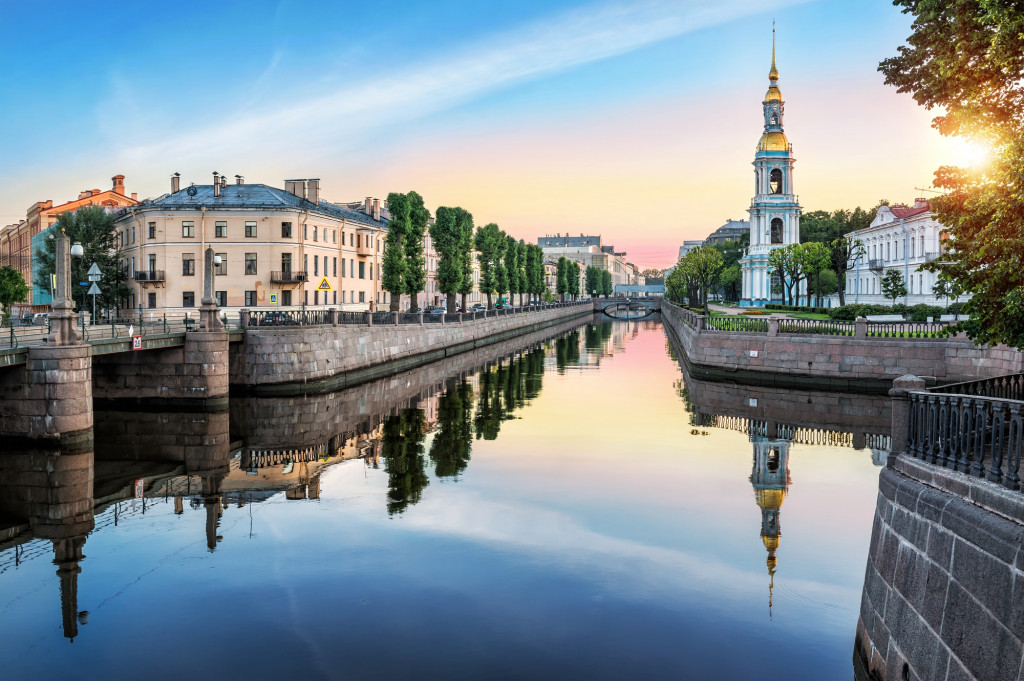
left=382, top=409, right=429, bottom=516
left=555, top=331, right=581, bottom=372
left=584, top=322, right=613, bottom=353
left=429, top=380, right=474, bottom=479
left=475, top=347, right=546, bottom=441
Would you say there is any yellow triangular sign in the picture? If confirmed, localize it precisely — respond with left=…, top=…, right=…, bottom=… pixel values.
left=316, top=276, right=332, bottom=291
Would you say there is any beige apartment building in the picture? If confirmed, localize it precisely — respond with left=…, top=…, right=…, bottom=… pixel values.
left=114, top=174, right=389, bottom=311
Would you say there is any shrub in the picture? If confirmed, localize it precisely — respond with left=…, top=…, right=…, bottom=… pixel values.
left=908, top=304, right=944, bottom=322
left=764, top=303, right=831, bottom=314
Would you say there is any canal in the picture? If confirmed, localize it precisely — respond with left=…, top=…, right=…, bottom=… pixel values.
left=0, top=317, right=888, bottom=680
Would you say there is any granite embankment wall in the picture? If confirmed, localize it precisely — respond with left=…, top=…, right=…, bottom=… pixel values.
left=855, top=456, right=1024, bottom=681
left=231, top=314, right=587, bottom=453
left=229, top=303, right=591, bottom=395
left=662, top=301, right=1023, bottom=393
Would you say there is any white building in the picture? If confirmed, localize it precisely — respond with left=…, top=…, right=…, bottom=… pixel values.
left=678, top=240, right=704, bottom=259
left=844, top=199, right=954, bottom=305
left=740, top=33, right=802, bottom=307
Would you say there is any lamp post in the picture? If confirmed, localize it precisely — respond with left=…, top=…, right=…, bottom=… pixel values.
left=199, top=247, right=224, bottom=331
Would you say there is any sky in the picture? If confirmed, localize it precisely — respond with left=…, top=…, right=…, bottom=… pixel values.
left=0, top=0, right=970, bottom=268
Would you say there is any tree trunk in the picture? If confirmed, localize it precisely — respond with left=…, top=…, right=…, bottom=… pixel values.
left=837, top=267, right=847, bottom=306
left=390, top=292, right=401, bottom=312
left=461, top=293, right=467, bottom=312
left=486, top=292, right=493, bottom=309
left=447, top=293, right=457, bottom=313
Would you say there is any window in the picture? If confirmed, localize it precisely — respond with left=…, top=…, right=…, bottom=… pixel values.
left=304, top=254, right=308, bottom=274
left=333, top=257, right=337, bottom=277
left=245, top=221, right=257, bottom=238
left=323, top=256, right=328, bottom=277
left=131, top=227, right=135, bottom=244
left=282, top=253, right=292, bottom=273
left=359, top=291, right=365, bottom=303
left=245, top=253, right=257, bottom=275
left=148, top=222, right=156, bottom=239
left=770, top=218, right=783, bottom=244
left=148, top=254, right=156, bottom=273
left=357, top=234, right=361, bottom=248
left=182, top=221, right=194, bottom=238
left=304, top=291, right=308, bottom=305
left=183, top=291, right=195, bottom=307
left=359, top=261, right=365, bottom=279
left=147, top=292, right=157, bottom=309
left=215, top=291, right=227, bottom=307
left=282, top=221, right=292, bottom=238
left=350, top=258, right=354, bottom=276
left=313, top=226, right=318, bottom=242
left=370, top=264, right=373, bottom=280
left=245, top=290, right=257, bottom=306
left=215, top=253, right=227, bottom=275
left=182, top=254, right=195, bottom=276
left=333, top=291, right=337, bottom=304
left=332, top=230, right=336, bottom=244
left=304, top=225, right=308, bottom=240
left=281, top=290, right=292, bottom=306
left=314, top=256, right=318, bottom=276
left=215, top=221, right=227, bottom=238
left=315, top=290, right=319, bottom=305
left=769, top=168, right=783, bottom=194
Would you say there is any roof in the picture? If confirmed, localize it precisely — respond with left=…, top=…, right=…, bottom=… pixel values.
left=128, top=184, right=387, bottom=228
left=889, top=202, right=930, bottom=219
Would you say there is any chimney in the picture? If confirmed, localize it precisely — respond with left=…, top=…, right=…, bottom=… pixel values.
left=220, top=174, right=227, bottom=189
left=364, top=196, right=372, bottom=214
left=914, top=197, right=928, bottom=209
left=213, top=172, right=220, bottom=197
left=171, top=172, right=180, bottom=194
left=235, top=175, right=244, bottom=185
left=284, top=180, right=305, bottom=198
left=307, top=179, right=320, bottom=205
left=131, top=192, right=137, bottom=201
left=112, top=174, right=125, bottom=195
left=372, top=198, right=380, bottom=221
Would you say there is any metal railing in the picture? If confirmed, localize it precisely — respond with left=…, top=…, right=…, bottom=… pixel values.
left=705, top=315, right=769, bottom=333
left=270, top=271, right=308, bottom=284
left=867, top=321, right=951, bottom=338
left=907, top=390, right=1023, bottom=491
left=777, top=318, right=854, bottom=335
left=133, top=270, right=165, bottom=282
left=928, top=374, right=1024, bottom=400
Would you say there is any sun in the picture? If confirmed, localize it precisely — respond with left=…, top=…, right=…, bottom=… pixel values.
left=949, top=138, right=992, bottom=169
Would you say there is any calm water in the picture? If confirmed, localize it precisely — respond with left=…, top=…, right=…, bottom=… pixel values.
left=0, top=319, right=887, bottom=680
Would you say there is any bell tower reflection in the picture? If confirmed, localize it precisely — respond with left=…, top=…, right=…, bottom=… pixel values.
left=750, top=422, right=791, bottom=618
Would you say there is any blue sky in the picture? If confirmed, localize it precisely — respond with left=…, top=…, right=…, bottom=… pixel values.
left=0, top=0, right=961, bottom=266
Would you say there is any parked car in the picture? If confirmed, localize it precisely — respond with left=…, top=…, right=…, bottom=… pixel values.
left=32, top=313, right=49, bottom=326
left=253, top=311, right=296, bottom=326
left=427, top=307, right=445, bottom=316
left=469, top=304, right=486, bottom=313
left=19, top=313, right=34, bottom=326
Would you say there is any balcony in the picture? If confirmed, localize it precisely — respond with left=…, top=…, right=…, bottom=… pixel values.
left=868, top=259, right=885, bottom=272
left=924, top=251, right=941, bottom=262
left=134, top=270, right=165, bottom=283
left=356, top=229, right=377, bottom=257
left=271, top=270, right=308, bottom=285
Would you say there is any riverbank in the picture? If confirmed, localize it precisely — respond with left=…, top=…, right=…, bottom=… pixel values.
left=662, top=300, right=1022, bottom=393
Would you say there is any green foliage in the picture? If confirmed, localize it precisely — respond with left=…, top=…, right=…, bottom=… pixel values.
left=475, top=223, right=504, bottom=308
left=34, top=207, right=130, bottom=313
left=556, top=257, right=568, bottom=299
left=403, top=191, right=429, bottom=310
left=565, top=260, right=580, bottom=300
left=381, top=193, right=408, bottom=310
left=432, top=205, right=472, bottom=311
left=382, top=408, right=429, bottom=516
left=458, top=211, right=476, bottom=306
left=881, top=268, right=908, bottom=305
left=765, top=303, right=832, bottom=315
left=428, top=380, right=474, bottom=478
left=880, top=0, right=1024, bottom=347
left=524, top=244, right=541, bottom=303
left=0, top=266, right=29, bottom=322
left=516, top=240, right=528, bottom=304
left=503, top=234, right=519, bottom=301
left=585, top=265, right=601, bottom=296
left=600, top=269, right=612, bottom=296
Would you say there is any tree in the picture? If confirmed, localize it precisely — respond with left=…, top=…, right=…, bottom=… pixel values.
left=880, top=0, right=1024, bottom=347
left=503, top=234, right=520, bottom=307
left=600, top=269, right=612, bottom=297
left=665, top=262, right=688, bottom=305
left=524, top=244, right=540, bottom=304
left=493, top=236, right=508, bottom=305
left=681, top=246, right=724, bottom=315
left=641, top=268, right=663, bottom=281
left=719, top=264, right=742, bottom=302
left=585, top=266, right=600, bottom=296
left=767, top=246, right=795, bottom=306
left=881, top=268, right=908, bottom=306
left=431, top=206, right=471, bottom=313
left=381, top=193, right=408, bottom=311
left=34, top=206, right=130, bottom=316
left=0, top=266, right=29, bottom=324
left=381, top=409, right=429, bottom=515
left=403, top=191, right=429, bottom=312
left=474, top=223, right=503, bottom=309
left=796, top=241, right=831, bottom=307
left=429, top=379, right=474, bottom=478
left=808, top=269, right=839, bottom=301
left=516, top=240, right=528, bottom=305
left=555, top=257, right=568, bottom=302
left=457, top=211, right=475, bottom=311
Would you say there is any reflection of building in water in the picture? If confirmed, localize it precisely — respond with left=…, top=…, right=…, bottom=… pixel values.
left=750, top=431, right=792, bottom=618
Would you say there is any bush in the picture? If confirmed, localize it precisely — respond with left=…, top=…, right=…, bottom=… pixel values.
left=908, top=304, right=944, bottom=322
left=946, top=301, right=968, bottom=316
left=828, top=304, right=895, bottom=321
left=764, top=303, right=831, bottom=314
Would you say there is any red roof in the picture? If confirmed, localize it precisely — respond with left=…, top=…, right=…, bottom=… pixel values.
left=889, top=200, right=930, bottom=219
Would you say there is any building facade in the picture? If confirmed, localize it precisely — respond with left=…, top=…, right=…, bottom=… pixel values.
left=843, top=199, right=954, bottom=306
left=0, top=175, right=137, bottom=311
left=114, top=174, right=388, bottom=311
left=538, top=234, right=630, bottom=290
left=740, top=36, right=802, bottom=307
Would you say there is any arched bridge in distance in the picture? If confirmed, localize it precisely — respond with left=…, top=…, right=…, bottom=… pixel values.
left=601, top=299, right=660, bottom=320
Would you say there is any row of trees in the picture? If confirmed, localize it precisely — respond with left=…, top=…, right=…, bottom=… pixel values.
left=665, top=245, right=724, bottom=315
left=382, top=190, right=550, bottom=311
left=584, top=265, right=613, bottom=297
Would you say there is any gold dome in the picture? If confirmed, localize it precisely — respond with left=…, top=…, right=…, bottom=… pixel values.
left=762, top=535, right=780, bottom=553
left=764, top=85, right=782, bottom=103
left=757, top=131, right=789, bottom=152
left=755, top=487, right=787, bottom=510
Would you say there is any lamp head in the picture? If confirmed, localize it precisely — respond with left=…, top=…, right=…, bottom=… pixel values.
left=213, top=255, right=222, bottom=266
left=70, top=243, right=84, bottom=257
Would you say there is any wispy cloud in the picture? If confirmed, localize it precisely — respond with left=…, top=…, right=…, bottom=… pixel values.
left=122, top=0, right=808, bottom=164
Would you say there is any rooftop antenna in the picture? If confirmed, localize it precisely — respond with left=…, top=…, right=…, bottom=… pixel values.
left=914, top=187, right=944, bottom=194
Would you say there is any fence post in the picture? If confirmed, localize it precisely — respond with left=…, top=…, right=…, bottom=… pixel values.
left=855, top=316, right=867, bottom=339
left=328, top=307, right=337, bottom=326
left=365, top=311, right=373, bottom=326
left=240, top=308, right=250, bottom=328
left=163, top=313, right=167, bottom=334
left=767, top=318, right=779, bottom=337
left=889, top=374, right=926, bottom=467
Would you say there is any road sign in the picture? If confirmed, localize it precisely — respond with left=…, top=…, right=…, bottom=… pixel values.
left=79, top=282, right=87, bottom=286
left=87, top=262, right=101, bottom=281
left=132, top=335, right=142, bottom=350
left=87, top=283, right=101, bottom=296
left=316, top=277, right=333, bottom=291
left=269, top=294, right=277, bottom=304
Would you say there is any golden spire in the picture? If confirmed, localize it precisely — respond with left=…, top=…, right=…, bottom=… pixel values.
left=769, top=22, right=778, bottom=82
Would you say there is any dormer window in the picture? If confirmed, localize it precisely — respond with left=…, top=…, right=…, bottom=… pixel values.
left=770, top=168, right=783, bottom=194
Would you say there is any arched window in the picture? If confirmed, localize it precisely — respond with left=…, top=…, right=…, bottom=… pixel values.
left=769, top=168, right=783, bottom=194
left=770, top=218, right=784, bottom=244
left=770, top=113, right=779, bottom=126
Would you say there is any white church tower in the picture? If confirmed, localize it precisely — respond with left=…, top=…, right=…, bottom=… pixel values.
left=741, top=30, right=801, bottom=307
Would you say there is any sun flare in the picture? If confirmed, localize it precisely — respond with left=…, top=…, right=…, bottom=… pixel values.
left=950, top=138, right=991, bottom=169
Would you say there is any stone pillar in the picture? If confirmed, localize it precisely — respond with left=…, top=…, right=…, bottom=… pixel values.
left=47, top=231, right=81, bottom=345
left=239, top=308, right=250, bottom=328
left=181, top=331, right=230, bottom=407
left=855, top=316, right=867, bottom=339
left=889, top=374, right=926, bottom=467
left=327, top=307, right=337, bottom=326
left=11, top=344, right=94, bottom=444
left=767, top=318, right=779, bottom=337
left=199, top=247, right=224, bottom=332
left=365, top=311, right=373, bottom=326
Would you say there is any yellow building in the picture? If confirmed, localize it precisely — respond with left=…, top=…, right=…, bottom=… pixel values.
left=114, top=174, right=388, bottom=311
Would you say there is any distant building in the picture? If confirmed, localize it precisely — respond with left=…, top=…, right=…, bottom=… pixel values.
left=538, top=233, right=629, bottom=289
left=705, top=219, right=750, bottom=245
left=0, top=175, right=138, bottom=311
left=678, top=240, right=704, bottom=259
left=843, top=199, right=960, bottom=307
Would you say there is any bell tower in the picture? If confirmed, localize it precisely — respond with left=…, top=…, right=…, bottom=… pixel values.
left=740, top=28, right=802, bottom=307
